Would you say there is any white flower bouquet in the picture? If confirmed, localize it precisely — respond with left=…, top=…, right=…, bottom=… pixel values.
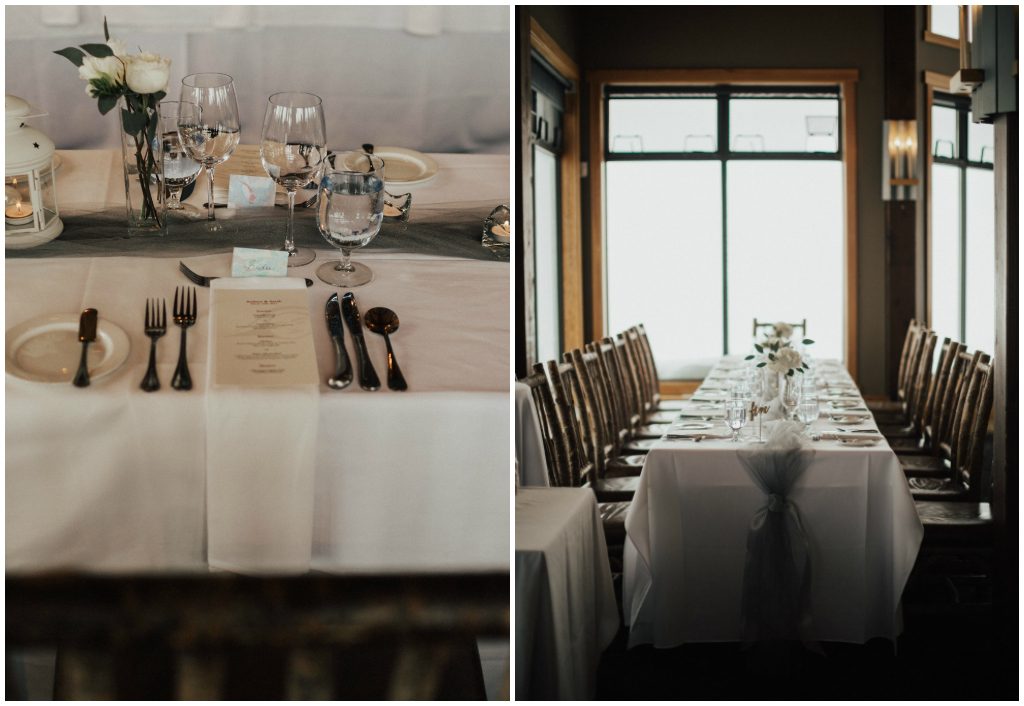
left=56, top=19, right=171, bottom=227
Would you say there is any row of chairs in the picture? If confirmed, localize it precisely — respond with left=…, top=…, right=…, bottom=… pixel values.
left=522, top=325, right=676, bottom=561
left=870, top=320, right=996, bottom=545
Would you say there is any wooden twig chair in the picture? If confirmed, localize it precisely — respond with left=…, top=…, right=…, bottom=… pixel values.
left=752, top=318, right=807, bottom=339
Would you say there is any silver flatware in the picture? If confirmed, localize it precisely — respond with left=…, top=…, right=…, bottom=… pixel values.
left=140, top=298, right=167, bottom=392
left=364, top=307, right=408, bottom=391
left=71, top=308, right=97, bottom=387
left=324, top=293, right=353, bottom=390
left=171, top=286, right=196, bottom=391
left=179, top=261, right=313, bottom=288
left=340, top=292, right=381, bottom=391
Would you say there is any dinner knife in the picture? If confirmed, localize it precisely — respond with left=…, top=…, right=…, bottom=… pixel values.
left=340, top=292, right=381, bottom=391
left=325, top=293, right=353, bottom=390
left=71, top=308, right=98, bottom=387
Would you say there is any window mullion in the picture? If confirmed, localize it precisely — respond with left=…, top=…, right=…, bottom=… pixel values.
left=719, top=94, right=730, bottom=355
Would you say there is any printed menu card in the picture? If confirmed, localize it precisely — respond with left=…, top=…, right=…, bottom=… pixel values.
left=211, top=279, right=318, bottom=387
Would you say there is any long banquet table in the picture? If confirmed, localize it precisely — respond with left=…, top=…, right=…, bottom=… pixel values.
left=6, top=149, right=510, bottom=575
left=624, top=356, right=924, bottom=647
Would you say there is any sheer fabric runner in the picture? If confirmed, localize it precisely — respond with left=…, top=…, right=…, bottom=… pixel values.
left=7, top=202, right=507, bottom=262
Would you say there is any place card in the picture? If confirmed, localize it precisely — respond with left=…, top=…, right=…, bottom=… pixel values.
left=227, top=174, right=277, bottom=208
left=231, top=247, right=288, bottom=278
left=211, top=281, right=318, bottom=387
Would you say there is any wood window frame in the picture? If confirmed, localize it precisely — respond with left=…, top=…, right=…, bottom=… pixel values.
left=587, top=68, right=861, bottom=385
left=924, top=5, right=962, bottom=50
left=528, top=19, right=584, bottom=359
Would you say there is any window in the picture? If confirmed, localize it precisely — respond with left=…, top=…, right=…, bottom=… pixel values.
left=604, top=86, right=846, bottom=378
left=929, top=93, right=995, bottom=355
left=929, top=5, right=960, bottom=40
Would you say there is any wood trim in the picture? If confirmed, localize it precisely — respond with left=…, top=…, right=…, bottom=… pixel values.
left=530, top=20, right=584, bottom=353
left=925, top=85, right=935, bottom=328
left=842, top=79, right=859, bottom=381
left=529, top=18, right=578, bottom=82
left=924, top=30, right=961, bottom=50
left=587, top=68, right=861, bottom=380
left=589, top=68, right=860, bottom=85
left=587, top=74, right=605, bottom=340
left=659, top=380, right=701, bottom=399
left=924, top=70, right=953, bottom=90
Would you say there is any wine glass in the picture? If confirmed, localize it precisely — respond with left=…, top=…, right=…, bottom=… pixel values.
left=260, top=92, right=326, bottom=267
left=316, top=153, right=385, bottom=287
left=797, top=392, right=820, bottom=430
left=178, top=73, right=240, bottom=230
left=781, top=374, right=800, bottom=420
left=725, top=398, right=748, bottom=442
left=158, top=102, right=202, bottom=218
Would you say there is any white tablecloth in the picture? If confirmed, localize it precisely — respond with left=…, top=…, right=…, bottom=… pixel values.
left=624, top=358, right=923, bottom=647
left=6, top=150, right=511, bottom=574
left=515, top=488, right=619, bottom=700
left=514, top=381, right=549, bottom=488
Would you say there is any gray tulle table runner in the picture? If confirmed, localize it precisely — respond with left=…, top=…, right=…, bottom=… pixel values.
left=6, top=202, right=509, bottom=263
left=736, top=421, right=820, bottom=651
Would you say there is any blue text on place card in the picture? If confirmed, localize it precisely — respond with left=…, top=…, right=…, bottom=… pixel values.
left=231, top=247, right=289, bottom=278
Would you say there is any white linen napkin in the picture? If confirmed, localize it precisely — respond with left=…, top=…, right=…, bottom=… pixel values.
left=206, top=277, right=319, bottom=573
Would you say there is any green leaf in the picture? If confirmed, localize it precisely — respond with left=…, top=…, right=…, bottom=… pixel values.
left=152, top=91, right=166, bottom=103
left=744, top=355, right=755, bottom=360
left=121, top=108, right=146, bottom=136
left=768, top=353, right=776, bottom=360
left=97, top=94, right=118, bottom=115
left=756, top=362, right=766, bottom=368
left=54, top=47, right=85, bottom=67
left=796, top=367, right=804, bottom=373
left=788, top=369, right=794, bottom=376
left=802, top=338, right=815, bottom=345
left=754, top=344, right=763, bottom=353
left=103, top=16, right=110, bottom=41
left=81, top=43, right=114, bottom=58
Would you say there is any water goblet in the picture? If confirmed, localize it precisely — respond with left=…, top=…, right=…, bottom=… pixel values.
left=797, top=393, right=820, bottom=430
left=260, top=92, right=326, bottom=267
left=781, top=374, right=800, bottom=420
left=158, top=102, right=202, bottom=218
left=725, top=398, right=748, bottom=443
left=178, top=73, right=241, bottom=230
left=316, top=154, right=386, bottom=287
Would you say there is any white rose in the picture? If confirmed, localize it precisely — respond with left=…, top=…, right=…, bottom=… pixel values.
left=774, top=322, right=794, bottom=340
left=78, top=53, right=124, bottom=85
left=124, top=52, right=170, bottom=94
left=768, top=346, right=803, bottom=374
left=106, top=39, right=129, bottom=59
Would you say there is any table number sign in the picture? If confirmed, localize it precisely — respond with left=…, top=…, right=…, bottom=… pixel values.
left=211, top=281, right=318, bottom=387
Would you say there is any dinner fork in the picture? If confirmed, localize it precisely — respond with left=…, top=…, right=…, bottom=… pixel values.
left=139, top=298, right=167, bottom=392
left=171, top=286, right=196, bottom=391
left=179, top=261, right=314, bottom=288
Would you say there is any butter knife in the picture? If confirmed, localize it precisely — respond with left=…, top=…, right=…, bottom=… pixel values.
left=340, top=292, right=381, bottom=391
left=325, top=294, right=353, bottom=389
left=72, top=308, right=98, bottom=387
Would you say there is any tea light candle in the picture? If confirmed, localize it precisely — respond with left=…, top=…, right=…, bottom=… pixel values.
left=490, top=220, right=511, bottom=244
left=5, top=200, right=34, bottom=225
left=383, top=203, right=403, bottom=218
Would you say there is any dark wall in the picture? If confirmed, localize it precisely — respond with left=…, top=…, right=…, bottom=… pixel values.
left=531, top=5, right=892, bottom=393
left=529, top=5, right=581, bottom=63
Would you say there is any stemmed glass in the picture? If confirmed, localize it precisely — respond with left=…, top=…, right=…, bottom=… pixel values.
left=316, top=153, right=385, bottom=287
left=158, top=102, right=202, bottom=218
left=178, top=73, right=240, bottom=230
left=781, top=374, right=800, bottom=420
left=260, top=92, right=326, bottom=267
left=725, top=397, right=748, bottom=442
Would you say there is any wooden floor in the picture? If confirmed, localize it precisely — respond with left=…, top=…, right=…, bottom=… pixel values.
left=596, top=576, right=1014, bottom=700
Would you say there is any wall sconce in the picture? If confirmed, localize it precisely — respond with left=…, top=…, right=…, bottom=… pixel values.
left=951, top=5, right=984, bottom=93
left=882, top=119, right=918, bottom=202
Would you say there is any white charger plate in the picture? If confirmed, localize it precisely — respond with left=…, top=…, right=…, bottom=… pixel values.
left=6, top=314, right=130, bottom=383
left=338, top=147, right=438, bottom=186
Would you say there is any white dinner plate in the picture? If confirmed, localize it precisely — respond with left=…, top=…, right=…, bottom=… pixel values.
left=830, top=413, right=871, bottom=424
left=672, top=421, right=713, bottom=431
left=338, top=147, right=439, bottom=186
left=6, top=314, right=130, bottom=383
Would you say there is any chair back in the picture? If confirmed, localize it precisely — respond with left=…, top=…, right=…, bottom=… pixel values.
left=919, top=338, right=962, bottom=443
left=7, top=573, right=507, bottom=700
left=905, top=330, right=938, bottom=428
left=536, top=359, right=594, bottom=487
left=635, top=324, right=664, bottom=405
left=951, top=355, right=994, bottom=500
left=894, top=319, right=922, bottom=397
left=564, top=348, right=610, bottom=478
left=592, top=338, right=633, bottom=446
left=937, top=349, right=982, bottom=460
left=520, top=371, right=560, bottom=487
left=752, top=318, right=807, bottom=338
left=611, top=335, right=644, bottom=428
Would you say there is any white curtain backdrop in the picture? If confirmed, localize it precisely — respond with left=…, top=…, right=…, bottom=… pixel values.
left=5, top=5, right=509, bottom=153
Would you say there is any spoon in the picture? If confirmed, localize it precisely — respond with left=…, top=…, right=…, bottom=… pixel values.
left=363, top=307, right=408, bottom=391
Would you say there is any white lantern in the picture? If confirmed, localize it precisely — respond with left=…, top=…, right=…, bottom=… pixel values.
left=5, top=95, right=63, bottom=249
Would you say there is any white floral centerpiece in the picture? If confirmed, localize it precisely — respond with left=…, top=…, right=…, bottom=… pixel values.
left=772, top=321, right=794, bottom=340
left=55, top=19, right=171, bottom=230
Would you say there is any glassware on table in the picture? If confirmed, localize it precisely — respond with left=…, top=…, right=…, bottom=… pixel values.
left=158, top=102, right=202, bottom=218
left=725, top=397, right=748, bottom=442
left=178, top=73, right=240, bottom=230
left=316, top=154, right=386, bottom=287
left=797, top=392, right=820, bottom=429
left=781, top=373, right=800, bottom=420
left=260, top=92, right=326, bottom=267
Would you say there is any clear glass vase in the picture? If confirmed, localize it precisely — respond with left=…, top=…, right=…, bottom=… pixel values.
left=118, top=98, right=165, bottom=235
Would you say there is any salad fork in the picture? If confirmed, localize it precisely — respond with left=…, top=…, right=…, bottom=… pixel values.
left=171, top=286, right=197, bottom=391
left=139, top=298, right=167, bottom=392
